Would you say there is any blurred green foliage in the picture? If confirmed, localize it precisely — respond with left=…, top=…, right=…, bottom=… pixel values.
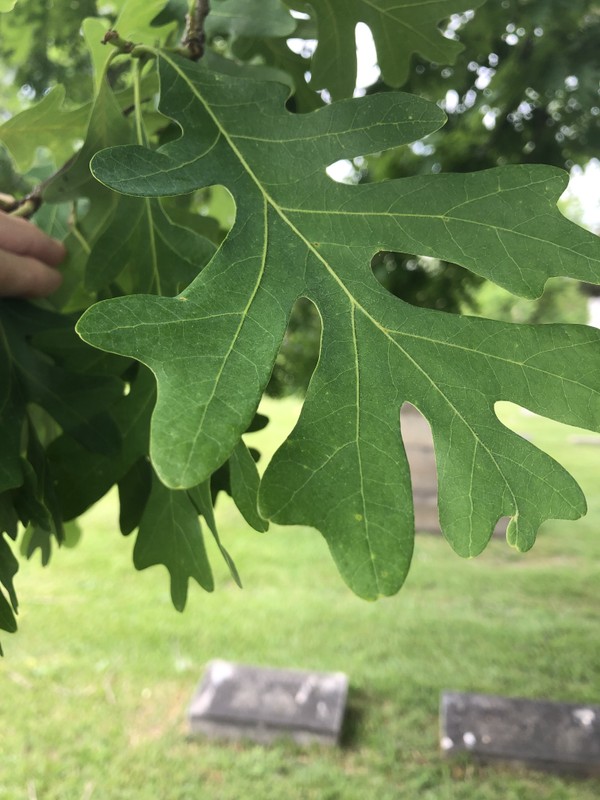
left=0, top=0, right=98, bottom=110
left=475, top=277, right=588, bottom=325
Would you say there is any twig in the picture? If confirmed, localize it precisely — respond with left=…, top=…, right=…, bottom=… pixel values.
left=0, top=192, right=16, bottom=211
left=6, top=191, right=42, bottom=220
left=181, top=0, right=210, bottom=61
left=102, top=29, right=136, bottom=54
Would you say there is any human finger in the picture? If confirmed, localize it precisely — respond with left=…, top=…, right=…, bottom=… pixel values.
left=0, top=248, right=63, bottom=298
left=0, top=212, right=66, bottom=267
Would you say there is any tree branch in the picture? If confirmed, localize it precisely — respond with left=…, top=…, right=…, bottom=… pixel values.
left=181, top=0, right=210, bottom=61
left=102, top=29, right=136, bottom=54
left=5, top=191, right=42, bottom=219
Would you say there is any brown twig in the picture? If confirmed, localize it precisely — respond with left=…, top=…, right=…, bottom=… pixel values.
left=102, top=29, right=136, bottom=54
left=5, top=191, right=42, bottom=219
left=181, top=0, right=210, bottom=61
left=0, top=192, right=17, bottom=211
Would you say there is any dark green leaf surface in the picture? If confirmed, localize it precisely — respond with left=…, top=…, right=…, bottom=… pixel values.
left=188, top=480, right=242, bottom=586
left=206, top=0, right=295, bottom=38
left=0, top=494, right=18, bottom=540
left=48, top=366, right=154, bottom=520
left=0, top=534, right=18, bottom=610
left=19, top=525, right=53, bottom=567
left=43, top=76, right=131, bottom=203
left=135, top=472, right=214, bottom=610
left=84, top=194, right=215, bottom=295
left=229, top=441, right=269, bottom=533
left=78, top=55, right=600, bottom=598
left=118, top=457, right=153, bottom=536
left=0, top=301, right=128, bottom=588
left=0, top=317, right=24, bottom=493
left=0, top=591, right=16, bottom=641
left=287, top=0, right=487, bottom=98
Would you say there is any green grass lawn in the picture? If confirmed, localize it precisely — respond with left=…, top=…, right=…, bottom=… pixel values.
left=1, top=398, right=599, bottom=799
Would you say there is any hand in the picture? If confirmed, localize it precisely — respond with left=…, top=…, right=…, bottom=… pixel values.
left=0, top=212, right=65, bottom=298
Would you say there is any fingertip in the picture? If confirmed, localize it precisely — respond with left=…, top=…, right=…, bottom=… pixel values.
left=0, top=252, right=64, bottom=299
left=45, top=239, right=67, bottom=268
left=0, top=212, right=67, bottom=266
left=24, top=263, right=63, bottom=298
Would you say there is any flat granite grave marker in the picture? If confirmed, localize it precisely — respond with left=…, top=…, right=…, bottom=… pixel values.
left=188, top=660, right=348, bottom=745
left=441, top=691, right=600, bottom=776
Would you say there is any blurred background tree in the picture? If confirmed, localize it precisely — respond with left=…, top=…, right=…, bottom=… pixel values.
left=0, top=0, right=98, bottom=109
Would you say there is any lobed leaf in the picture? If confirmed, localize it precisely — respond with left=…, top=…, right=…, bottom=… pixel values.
left=78, top=55, right=600, bottom=598
left=135, top=472, right=214, bottom=610
left=0, top=86, right=89, bottom=172
left=206, top=0, right=296, bottom=39
left=285, top=0, right=487, bottom=98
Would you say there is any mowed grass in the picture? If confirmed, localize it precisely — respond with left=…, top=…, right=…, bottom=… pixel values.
left=1, top=398, right=599, bottom=800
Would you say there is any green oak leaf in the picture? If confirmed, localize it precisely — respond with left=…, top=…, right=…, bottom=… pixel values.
left=48, top=365, right=154, bottom=521
left=230, top=15, right=323, bottom=112
left=0, top=301, right=125, bottom=529
left=83, top=2, right=172, bottom=87
left=0, top=86, right=89, bottom=172
left=188, top=480, right=242, bottom=586
left=0, top=301, right=128, bottom=575
left=85, top=195, right=216, bottom=295
left=206, top=0, right=296, bottom=39
left=286, top=0, right=487, bottom=98
left=0, top=534, right=18, bottom=611
left=41, top=75, right=132, bottom=310
left=0, top=591, right=17, bottom=647
left=82, top=194, right=144, bottom=291
left=0, top=316, right=24, bottom=493
left=2, top=308, right=123, bottom=448
left=0, top=494, right=18, bottom=540
left=19, top=525, right=52, bottom=566
left=48, top=187, right=118, bottom=312
left=78, top=55, right=600, bottom=599
left=14, top=424, right=64, bottom=568
left=229, top=441, right=269, bottom=533
left=43, top=76, right=131, bottom=204
left=0, top=67, right=157, bottom=175
left=115, top=0, right=171, bottom=39
left=32, top=199, right=71, bottom=243
left=82, top=17, right=115, bottom=92
left=118, top=457, right=153, bottom=535
left=135, top=472, right=214, bottom=610
left=204, top=50, right=295, bottom=97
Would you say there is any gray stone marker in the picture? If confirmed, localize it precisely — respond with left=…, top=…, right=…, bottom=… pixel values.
left=441, top=691, right=600, bottom=776
left=188, top=660, right=348, bottom=745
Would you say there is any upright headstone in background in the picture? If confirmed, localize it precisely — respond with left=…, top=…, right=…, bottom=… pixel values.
left=188, top=660, right=348, bottom=745
left=441, top=691, right=600, bottom=776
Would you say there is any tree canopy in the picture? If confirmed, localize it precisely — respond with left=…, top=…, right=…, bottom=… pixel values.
left=0, top=0, right=599, bottom=651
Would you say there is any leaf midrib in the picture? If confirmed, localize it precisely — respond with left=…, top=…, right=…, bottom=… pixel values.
left=175, top=196, right=269, bottom=486
left=351, top=301, right=380, bottom=590
left=157, top=52, right=527, bottom=517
